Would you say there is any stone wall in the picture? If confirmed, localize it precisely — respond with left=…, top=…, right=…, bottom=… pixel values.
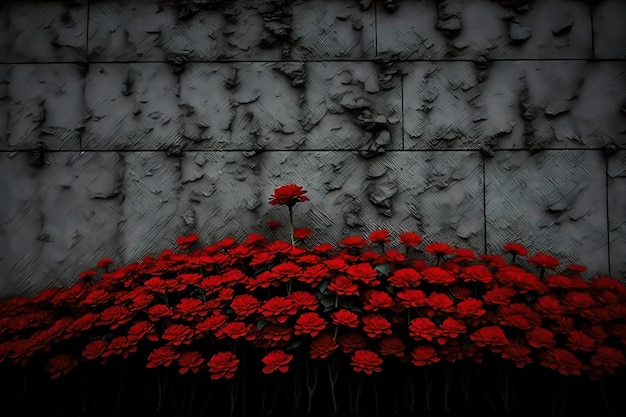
left=0, top=0, right=625, bottom=297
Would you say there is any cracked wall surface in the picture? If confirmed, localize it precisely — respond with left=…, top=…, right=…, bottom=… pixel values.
left=0, top=0, right=625, bottom=297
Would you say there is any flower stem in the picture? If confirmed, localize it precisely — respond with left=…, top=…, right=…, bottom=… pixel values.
left=289, top=206, right=295, bottom=246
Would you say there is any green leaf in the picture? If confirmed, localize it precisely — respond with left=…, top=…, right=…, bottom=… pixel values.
left=256, top=319, right=268, bottom=331
left=286, top=339, right=304, bottom=351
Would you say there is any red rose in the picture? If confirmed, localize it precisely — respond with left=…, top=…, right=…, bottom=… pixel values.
left=268, top=184, right=309, bottom=207
left=396, top=289, right=428, bottom=308
left=327, top=275, right=360, bottom=296
left=260, top=296, right=298, bottom=323
left=422, top=267, right=455, bottom=286
left=389, top=268, right=422, bottom=288
left=538, top=348, right=583, bottom=376
left=293, top=227, right=313, bottom=239
left=501, top=343, right=532, bottom=368
left=337, top=333, right=367, bottom=353
left=162, top=324, right=195, bottom=346
left=350, top=349, right=383, bottom=374
left=288, top=291, right=319, bottom=311
left=525, top=327, right=556, bottom=349
left=460, top=265, right=493, bottom=284
left=230, top=294, right=261, bottom=317
left=337, top=236, right=369, bottom=249
left=590, top=346, right=626, bottom=372
left=566, top=330, right=596, bottom=352
left=221, top=321, right=254, bottom=340
left=347, top=263, right=380, bottom=286
left=262, top=350, right=293, bottom=374
left=456, top=298, right=486, bottom=318
left=96, top=258, right=114, bottom=269
left=207, top=351, right=240, bottom=380
left=362, top=290, right=394, bottom=311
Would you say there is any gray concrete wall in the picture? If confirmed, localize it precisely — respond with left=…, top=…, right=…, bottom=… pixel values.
left=0, top=0, right=625, bottom=297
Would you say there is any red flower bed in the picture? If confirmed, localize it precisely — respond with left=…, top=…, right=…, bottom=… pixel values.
left=0, top=184, right=625, bottom=415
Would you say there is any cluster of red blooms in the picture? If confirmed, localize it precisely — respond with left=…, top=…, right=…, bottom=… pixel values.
left=0, top=186, right=625, bottom=383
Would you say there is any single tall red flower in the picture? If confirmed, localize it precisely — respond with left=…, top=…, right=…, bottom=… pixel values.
left=268, top=184, right=309, bottom=207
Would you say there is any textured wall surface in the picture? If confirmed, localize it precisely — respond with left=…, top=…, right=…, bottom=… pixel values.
left=0, top=0, right=625, bottom=297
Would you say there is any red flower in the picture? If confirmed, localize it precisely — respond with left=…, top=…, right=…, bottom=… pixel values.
left=102, top=336, right=137, bottom=359
left=424, top=243, right=454, bottom=257
left=362, top=290, right=394, bottom=311
left=378, top=336, right=405, bottom=357
left=331, top=309, right=360, bottom=328
left=399, top=232, right=422, bottom=247
left=337, top=236, right=369, bottom=249
left=409, top=317, right=441, bottom=342
left=261, top=323, right=292, bottom=343
left=528, top=252, right=559, bottom=270
left=295, top=312, right=327, bottom=337
left=177, top=351, right=204, bottom=374
left=272, top=262, right=303, bottom=283
left=453, top=248, right=475, bottom=263
left=525, top=327, right=556, bottom=349
left=268, top=184, right=309, bottom=207
left=293, top=227, right=313, bottom=239
left=262, top=350, right=293, bottom=374
left=176, top=233, right=199, bottom=249
left=482, top=287, right=517, bottom=305
left=470, top=326, right=509, bottom=352
left=411, top=345, right=440, bottom=366
left=427, top=292, right=454, bottom=313
left=96, top=306, right=132, bottom=329
left=566, top=330, right=596, bottom=352
left=533, top=295, right=565, bottom=318
left=144, top=277, right=167, bottom=293
left=175, top=297, right=209, bottom=320
left=369, top=230, right=391, bottom=244
left=460, top=265, right=493, bottom=284
left=310, top=332, right=339, bottom=359
left=538, top=348, right=583, bottom=376
left=422, top=267, right=455, bottom=286
left=127, top=321, right=158, bottom=343
left=397, top=289, right=428, bottom=308
left=590, top=347, right=626, bottom=373
left=230, top=294, right=260, bottom=317
left=362, top=314, right=392, bottom=338
left=456, top=298, right=486, bottom=318
left=312, top=243, right=335, bottom=254
left=260, top=296, right=298, bottom=323
left=497, top=303, right=542, bottom=330
left=45, top=354, right=78, bottom=379
left=350, top=350, right=383, bottom=374
left=347, top=263, right=380, bottom=286
left=327, top=275, right=360, bottom=296
left=503, top=243, right=528, bottom=257
left=147, top=346, right=180, bottom=368
left=78, top=269, right=97, bottom=282
left=96, top=258, right=114, bottom=269
left=221, top=322, right=254, bottom=340
left=267, top=220, right=283, bottom=229
left=83, top=340, right=108, bottom=361
left=389, top=268, right=422, bottom=288
left=562, top=291, right=599, bottom=310
left=337, top=333, right=367, bottom=353
left=162, top=324, right=195, bottom=346
left=289, top=291, right=319, bottom=311
left=147, top=304, right=174, bottom=321
left=207, top=351, right=240, bottom=379
left=439, top=317, right=466, bottom=341
left=502, top=343, right=532, bottom=368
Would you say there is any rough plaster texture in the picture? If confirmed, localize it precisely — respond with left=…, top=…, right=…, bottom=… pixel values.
left=0, top=0, right=625, bottom=297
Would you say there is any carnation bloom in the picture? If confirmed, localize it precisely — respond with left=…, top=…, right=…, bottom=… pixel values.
left=261, top=350, right=293, bottom=374
left=207, top=351, right=240, bottom=380
left=268, top=184, right=309, bottom=207
left=350, top=350, right=383, bottom=374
